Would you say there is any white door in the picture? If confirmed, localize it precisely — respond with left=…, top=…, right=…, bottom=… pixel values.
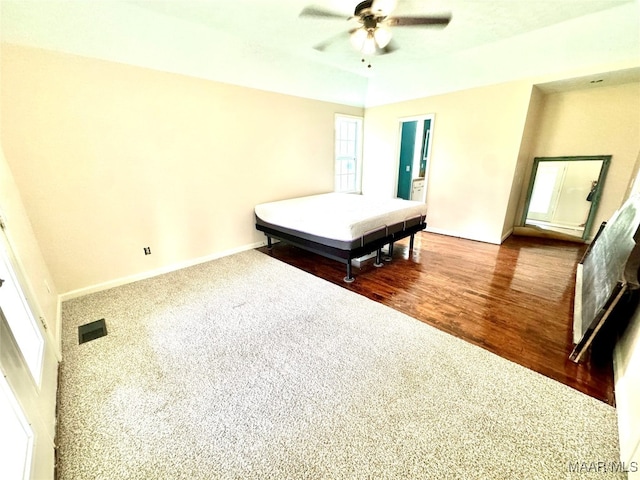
left=0, top=223, right=58, bottom=480
left=527, top=162, right=566, bottom=222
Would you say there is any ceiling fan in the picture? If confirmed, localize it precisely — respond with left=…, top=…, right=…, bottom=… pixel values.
left=299, top=0, right=451, bottom=56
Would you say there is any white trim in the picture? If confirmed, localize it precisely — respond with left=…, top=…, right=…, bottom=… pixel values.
left=573, top=263, right=584, bottom=345
left=421, top=115, right=435, bottom=204
left=55, top=297, right=63, bottom=360
left=395, top=114, right=435, bottom=203
left=334, top=114, right=364, bottom=194
left=59, top=241, right=266, bottom=301
left=425, top=226, right=501, bottom=245
left=398, top=113, right=433, bottom=123
left=0, top=373, right=34, bottom=480
left=0, top=235, right=46, bottom=387
left=0, top=211, right=62, bottom=363
left=501, top=228, right=514, bottom=243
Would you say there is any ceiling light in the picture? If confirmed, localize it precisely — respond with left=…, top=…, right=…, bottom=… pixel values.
left=350, top=26, right=392, bottom=54
left=374, top=26, right=392, bottom=48
left=362, top=32, right=377, bottom=55
left=350, top=28, right=368, bottom=51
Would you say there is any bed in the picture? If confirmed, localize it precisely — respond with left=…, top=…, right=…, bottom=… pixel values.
left=255, top=192, right=427, bottom=282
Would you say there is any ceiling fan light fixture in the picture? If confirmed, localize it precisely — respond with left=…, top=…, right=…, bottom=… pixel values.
left=373, top=26, right=392, bottom=48
left=350, top=27, right=368, bottom=50
left=351, top=26, right=391, bottom=54
left=301, top=1, right=451, bottom=58
left=362, top=32, right=377, bottom=55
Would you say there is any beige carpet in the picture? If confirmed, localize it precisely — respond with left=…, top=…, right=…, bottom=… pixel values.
left=57, top=249, right=624, bottom=479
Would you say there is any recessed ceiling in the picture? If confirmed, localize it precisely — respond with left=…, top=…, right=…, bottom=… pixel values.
left=535, top=66, right=640, bottom=93
left=1, top=0, right=639, bottom=107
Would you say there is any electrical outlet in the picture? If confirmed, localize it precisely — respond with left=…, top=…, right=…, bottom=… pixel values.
left=143, top=247, right=151, bottom=255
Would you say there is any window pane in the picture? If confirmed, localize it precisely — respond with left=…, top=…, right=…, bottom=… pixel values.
left=348, top=175, right=356, bottom=192
left=335, top=115, right=362, bottom=193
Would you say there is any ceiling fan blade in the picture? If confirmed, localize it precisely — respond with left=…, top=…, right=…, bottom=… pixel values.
left=299, top=6, right=346, bottom=20
left=313, top=30, right=352, bottom=52
left=371, top=0, right=398, bottom=15
left=387, top=15, right=451, bottom=27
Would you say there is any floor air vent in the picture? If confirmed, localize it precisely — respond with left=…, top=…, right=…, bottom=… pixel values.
left=78, top=318, right=107, bottom=344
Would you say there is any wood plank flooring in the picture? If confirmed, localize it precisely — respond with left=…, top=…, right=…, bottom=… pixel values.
left=257, top=231, right=617, bottom=405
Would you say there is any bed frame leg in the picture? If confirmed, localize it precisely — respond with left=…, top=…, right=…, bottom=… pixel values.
left=374, top=248, right=383, bottom=268
left=344, top=260, right=355, bottom=283
left=409, top=234, right=415, bottom=255
left=267, top=236, right=273, bottom=249
left=385, top=242, right=394, bottom=261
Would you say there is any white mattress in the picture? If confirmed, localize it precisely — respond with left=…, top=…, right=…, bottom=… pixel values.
left=254, top=193, right=427, bottom=242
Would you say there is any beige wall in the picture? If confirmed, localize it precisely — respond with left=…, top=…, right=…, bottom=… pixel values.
left=1, top=45, right=363, bottom=294
left=1, top=53, right=60, bottom=477
left=505, top=86, right=545, bottom=236
left=0, top=146, right=60, bottom=349
left=362, top=81, right=534, bottom=244
left=524, top=82, right=640, bottom=239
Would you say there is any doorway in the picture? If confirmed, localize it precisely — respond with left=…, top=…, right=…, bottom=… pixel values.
left=396, top=115, right=434, bottom=202
left=521, top=155, right=611, bottom=240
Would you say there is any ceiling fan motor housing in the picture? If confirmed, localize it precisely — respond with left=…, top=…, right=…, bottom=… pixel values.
left=355, top=0, right=385, bottom=30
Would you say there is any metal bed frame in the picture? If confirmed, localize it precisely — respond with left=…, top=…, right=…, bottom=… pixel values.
left=256, top=214, right=427, bottom=282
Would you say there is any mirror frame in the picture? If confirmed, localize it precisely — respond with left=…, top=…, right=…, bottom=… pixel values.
left=521, top=155, right=611, bottom=241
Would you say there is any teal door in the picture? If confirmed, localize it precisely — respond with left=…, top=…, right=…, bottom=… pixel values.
left=397, top=121, right=417, bottom=200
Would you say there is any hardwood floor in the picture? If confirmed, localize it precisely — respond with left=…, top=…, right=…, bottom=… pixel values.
left=257, top=231, right=617, bottom=405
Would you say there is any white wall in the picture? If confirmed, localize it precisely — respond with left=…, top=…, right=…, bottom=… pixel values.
left=362, top=80, right=533, bottom=244
left=615, top=159, right=640, bottom=479
left=0, top=44, right=363, bottom=295
left=614, top=303, right=640, bottom=478
left=1, top=50, right=60, bottom=477
left=523, top=82, right=640, bottom=239
left=0, top=148, right=60, bottom=345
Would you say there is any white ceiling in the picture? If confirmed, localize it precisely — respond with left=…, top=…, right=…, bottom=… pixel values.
left=1, top=0, right=639, bottom=107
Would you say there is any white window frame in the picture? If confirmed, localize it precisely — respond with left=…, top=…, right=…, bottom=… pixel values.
left=334, top=114, right=363, bottom=194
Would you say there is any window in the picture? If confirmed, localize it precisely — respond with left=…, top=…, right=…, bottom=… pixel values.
left=334, top=115, right=363, bottom=193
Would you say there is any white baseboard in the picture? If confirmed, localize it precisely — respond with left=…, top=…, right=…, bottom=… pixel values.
left=54, top=296, right=63, bottom=361
left=425, top=226, right=501, bottom=245
left=59, top=241, right=266, bottom=301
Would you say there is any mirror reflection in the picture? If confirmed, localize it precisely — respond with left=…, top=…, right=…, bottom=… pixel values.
left=522, top=156, right=611, bottom=240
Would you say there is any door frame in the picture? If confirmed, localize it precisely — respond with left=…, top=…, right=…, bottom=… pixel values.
left=395, top=113, right=435, bottom=203
left=0, top=219, right=59, bottom=480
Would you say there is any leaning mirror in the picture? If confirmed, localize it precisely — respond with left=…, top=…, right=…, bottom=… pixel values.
left=521, top=155, right=611, bottom=241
